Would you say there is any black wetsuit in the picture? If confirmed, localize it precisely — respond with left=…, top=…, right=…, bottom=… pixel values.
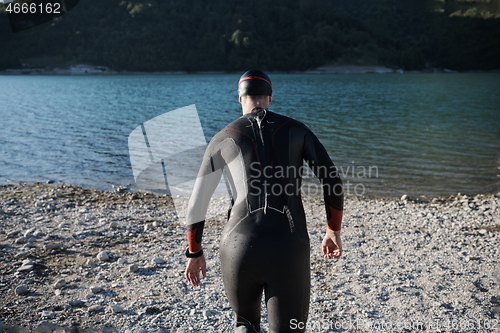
left=186, top=108, right=343, bottom=332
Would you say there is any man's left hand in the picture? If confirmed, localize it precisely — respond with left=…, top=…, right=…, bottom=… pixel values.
left=185, top=255, right=207, bottom=287
left=322, top=229, right=342, bottom=259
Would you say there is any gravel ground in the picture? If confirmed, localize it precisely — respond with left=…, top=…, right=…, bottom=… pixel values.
left=0, top=182, right=499, bottom=333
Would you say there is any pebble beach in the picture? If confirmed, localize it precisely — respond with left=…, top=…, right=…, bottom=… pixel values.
left=0, top=182, right=499, bottom=332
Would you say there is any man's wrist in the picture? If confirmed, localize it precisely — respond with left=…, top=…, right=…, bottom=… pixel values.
left=326, top=227, right=341, bottom=234
left=185, top=248, right=204, bottom=258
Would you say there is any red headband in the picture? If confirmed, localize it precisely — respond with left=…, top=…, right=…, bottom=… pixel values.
left=238, top=76, right=272, bottom=87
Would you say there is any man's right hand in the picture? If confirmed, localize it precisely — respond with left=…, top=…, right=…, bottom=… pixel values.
left=185, top=255, right=207, bottom=287
left=322, top=229, right=342, bottom=259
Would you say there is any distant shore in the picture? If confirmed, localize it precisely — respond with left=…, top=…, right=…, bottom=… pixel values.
left=2, top=64, right=500, bottom=76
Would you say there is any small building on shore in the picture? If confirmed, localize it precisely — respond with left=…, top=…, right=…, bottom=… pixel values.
left=68, top=64, right=110, bottom=74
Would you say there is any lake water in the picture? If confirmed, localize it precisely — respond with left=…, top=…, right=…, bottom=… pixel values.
left=1, top=73, right=499, bottom=198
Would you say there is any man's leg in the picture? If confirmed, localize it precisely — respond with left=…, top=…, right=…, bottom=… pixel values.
left=227, top=279, right=263, bottom=332
left=264, top=267, right=310, bottom=333
left=220, top=238, right=264, bottom=332
left=262, top=234, right=310, bottom=333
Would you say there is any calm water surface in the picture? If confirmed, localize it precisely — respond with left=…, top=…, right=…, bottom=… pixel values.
left=1, top=73, right=499, bottom=198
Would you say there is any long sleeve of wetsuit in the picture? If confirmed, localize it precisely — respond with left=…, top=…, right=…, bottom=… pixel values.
left=186, top=144, right=225, bottom=252
left=302, top=130, right=344, bottom=231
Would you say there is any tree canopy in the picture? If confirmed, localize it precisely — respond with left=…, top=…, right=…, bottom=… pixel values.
left=1, top=0, right=499, bottom=71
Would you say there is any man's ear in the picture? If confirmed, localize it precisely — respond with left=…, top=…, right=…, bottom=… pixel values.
left=239, top=96, right=243, bottom=103
left=269, top=96, right=273, bottom=103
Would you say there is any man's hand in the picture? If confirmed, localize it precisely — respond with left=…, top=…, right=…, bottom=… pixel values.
left=322, top=229, right=342, bottom=259
left=185, top=255, right=207, bottom=287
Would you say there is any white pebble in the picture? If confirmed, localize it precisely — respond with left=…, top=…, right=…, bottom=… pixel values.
left=54, top=279, right=66, bottom=289
left=15, top=285, right=29, bottom=295
left=24, top=228, right=36, bottom=237
left=17, top=264, right=34, bottom=272
left=203, top=309, right=218, bottom=319
left=90, top=286, right=103, bottom=294
left=89, top=305, right=103, bottom=312
left=117, top=258, right=127, bottom=265
left=110, top=305, right=124, bottom=313
left=23, top=258, right=34, bottom=265
left=41, top=311, right=56, bottom=318
left=7, top=230, right=21, bottom=237
left=45, top=243, right=62, bottom=250
left=87, top=259, right=97, bottom=267
left=15, top=236, right=28, bottom=244
left=15, top=252, right=27, bottom=258
left=69, top=299, right=84, bottom=307
left=152, top=258, right=166, bottom=265
left=97, top=251, right=109, bottom=261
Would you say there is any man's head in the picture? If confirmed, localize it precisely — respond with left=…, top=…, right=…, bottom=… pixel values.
left=238, top=69, right=273, bottom=114
left=238, top=69, right=272, bottom=98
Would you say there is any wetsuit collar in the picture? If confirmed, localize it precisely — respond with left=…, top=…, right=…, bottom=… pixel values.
left=247, top=107, right=267, bottom=121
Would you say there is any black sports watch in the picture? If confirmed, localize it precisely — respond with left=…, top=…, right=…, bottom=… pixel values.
left=185, top=248, right=203, bottom=258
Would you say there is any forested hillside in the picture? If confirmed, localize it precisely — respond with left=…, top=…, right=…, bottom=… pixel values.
left=1, top=0, right=499, bottom=71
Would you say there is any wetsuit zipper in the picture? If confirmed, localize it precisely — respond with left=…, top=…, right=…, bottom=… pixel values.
left=254, top=109, right=268, bottom=213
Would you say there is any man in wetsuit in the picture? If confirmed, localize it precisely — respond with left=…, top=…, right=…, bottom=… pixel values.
left=185, top=69, right=343, bottom=332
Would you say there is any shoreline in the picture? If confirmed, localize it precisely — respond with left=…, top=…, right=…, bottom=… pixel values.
left=1, top=65, right=500, bottom=76
left=3, top=180, right=499, bottom=203
left=1, top=182, right=499, bottom=332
